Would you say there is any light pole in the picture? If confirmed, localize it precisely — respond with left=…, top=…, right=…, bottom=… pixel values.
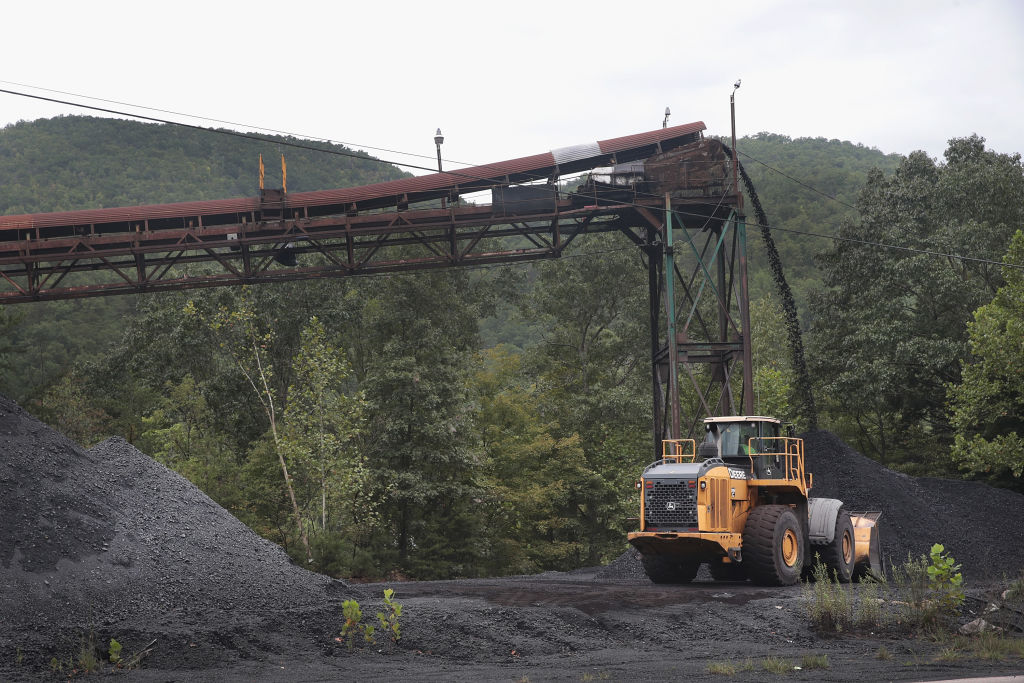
left=730, top=80, right=742, bottom=210
left=434, top=128, right=444, bottom=173
left=663, top=106, right=671, bottom=129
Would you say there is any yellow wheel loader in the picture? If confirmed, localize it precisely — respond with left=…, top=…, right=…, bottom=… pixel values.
left=627, top=416, right=881, bottom=586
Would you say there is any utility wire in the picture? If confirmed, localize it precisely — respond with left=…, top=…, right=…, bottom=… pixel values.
left=0, top=87, right=479, bottom=179
left=0, top=79, right=472, bottom=168
left=736, top=150, right=858, bottom=211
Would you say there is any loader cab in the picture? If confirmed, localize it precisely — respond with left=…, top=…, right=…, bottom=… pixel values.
left=700, top=416, right=782, bottom=464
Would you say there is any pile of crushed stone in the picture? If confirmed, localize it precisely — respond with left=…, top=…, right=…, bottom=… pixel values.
left=598, top=430, right=1024, bottom=583
left=0, top=394, right=355, bottom=664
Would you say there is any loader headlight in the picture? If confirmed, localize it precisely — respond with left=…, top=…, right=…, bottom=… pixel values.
left=700, top=481, right=706, bottom=490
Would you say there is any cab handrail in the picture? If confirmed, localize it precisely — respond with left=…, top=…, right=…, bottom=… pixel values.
left=746, top=436, right=808, bottom=491
left=661, top=438, right=697, bottom=464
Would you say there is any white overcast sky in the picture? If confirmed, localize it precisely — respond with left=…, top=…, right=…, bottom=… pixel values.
left=1, top=0, right=1022, bottom=178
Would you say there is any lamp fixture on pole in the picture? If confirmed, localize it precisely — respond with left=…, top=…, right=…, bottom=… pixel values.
left=434, top=128, right=444, bottom=173
left=663, top=106, right=671, bottom=129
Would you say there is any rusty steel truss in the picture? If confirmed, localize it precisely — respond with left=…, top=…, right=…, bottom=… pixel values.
left=0, top=123, right=753, bottom=455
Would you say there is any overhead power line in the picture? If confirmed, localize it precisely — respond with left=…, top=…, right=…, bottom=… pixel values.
left=736, top=150, right=858, bottom=211
left=0, top=79, right=467, bottom=168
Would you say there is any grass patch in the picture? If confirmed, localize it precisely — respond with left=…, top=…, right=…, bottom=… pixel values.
left=876, top=645, right=892, bottom=660
left=707, top=661, right=737, bottom=675
left=76, top=633, right=101, bottom=674
left=799, top=653, right=829, bottom=670
left=760, top=656, right=792, bottom=674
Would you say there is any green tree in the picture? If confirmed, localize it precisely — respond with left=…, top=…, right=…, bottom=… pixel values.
left=138, top=374, right=241, bottom=509
left=809, top=136, right=1024, bottom=468
left=0, top=305, right=23, bottom=381
left=728, top=132, right=902, bottom=312
left=282, top=317, right=370, bottom=536
left=189, top=288, right=313, bottom=563
left=35, top=370, right=110, bottom=446
left=521, top=237, right=651, bottom=565
left=351, top=269, right=488, bottom=579
left=947, top=230, right=1024, bottom=488
left=474, top=347, right=592, bottom=573
left=749, top=294, right=796, bottom=424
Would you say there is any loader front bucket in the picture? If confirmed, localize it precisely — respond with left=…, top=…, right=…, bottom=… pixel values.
left=848, top=511, right=882, bottom=581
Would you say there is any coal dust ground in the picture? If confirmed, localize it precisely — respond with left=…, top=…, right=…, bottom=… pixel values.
left=2, top=392, right=1023, bottom=681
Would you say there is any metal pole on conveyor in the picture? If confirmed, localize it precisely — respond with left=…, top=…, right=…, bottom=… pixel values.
left=664, top=193, right=681, bottom=443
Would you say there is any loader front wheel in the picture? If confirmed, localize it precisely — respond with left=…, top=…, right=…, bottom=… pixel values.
left=742, top=505, right=805, bottom=586
left=822, top=511, right=855, bottom=583
left=641, top=554, right=700, bottom=584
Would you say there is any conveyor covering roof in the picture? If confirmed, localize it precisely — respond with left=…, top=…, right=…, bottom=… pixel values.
left=0, top=122, right=705, bottom=234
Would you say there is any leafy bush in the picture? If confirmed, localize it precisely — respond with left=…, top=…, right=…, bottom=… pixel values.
left=376, top=588, right=402, bottom=642
left=927, top=543, right=965, bottom=613
left=338, top=590, right=402, bottom=650
left=339, top=599, right=375, bottom=650
left=805, top=544, right=966, bottom=635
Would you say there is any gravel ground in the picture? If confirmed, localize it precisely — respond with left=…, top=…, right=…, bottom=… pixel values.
left=1, top=395, right=1023, bottom=681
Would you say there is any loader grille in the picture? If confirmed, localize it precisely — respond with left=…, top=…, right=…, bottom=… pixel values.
left=644, top=480, right=698, bottom=528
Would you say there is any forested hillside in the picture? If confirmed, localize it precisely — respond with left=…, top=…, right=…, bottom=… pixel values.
left=2, top=116, right=1020, bottom=581
left=734, top=133, right=902, bottom=307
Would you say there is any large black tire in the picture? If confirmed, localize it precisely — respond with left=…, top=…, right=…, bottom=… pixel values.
left=742, top=505, right=805, bottom=586
left=708, top=557, right=747, bottom=582
left=821, top=511, right=855, bottom=583
left=641, top=554, right=700, bottom=584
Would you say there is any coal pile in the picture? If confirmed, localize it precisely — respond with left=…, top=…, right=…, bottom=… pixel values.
left=599, top=430, right=1024, bottom=583
left=803, top=430, right=1024, bottom=581
left=0, top=394, right=355, bottom=664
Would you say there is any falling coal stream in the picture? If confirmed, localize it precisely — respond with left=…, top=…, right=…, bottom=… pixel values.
left=726, top=146, right=818, bottom=429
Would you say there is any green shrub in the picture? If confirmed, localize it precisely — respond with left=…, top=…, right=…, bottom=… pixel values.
left=804, top=560, right=854, bottom=632
left=760, top=656, right=791, bottom=674
left=340, top=599, right=375, bottom=649
left=77, top=634, right=100, bottom=673
left=805, top=544, right=966, bottom=636
left=927, top=544, right=964, bottom=613
left=890, top=545, right=965, bottom=630
left=376, top=588, right=402, bottom=642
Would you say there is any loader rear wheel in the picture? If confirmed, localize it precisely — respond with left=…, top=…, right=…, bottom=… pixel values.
left=708, top=558, right=747, bottom=582
left=742, top=505, right=805, bottom=586
left=640, top=554, right=700, bottom=584
left=822, top=511, right=855, bottom=583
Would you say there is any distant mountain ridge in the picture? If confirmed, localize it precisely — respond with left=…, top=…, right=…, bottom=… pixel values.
left=0, top=115, right=409, bottom=216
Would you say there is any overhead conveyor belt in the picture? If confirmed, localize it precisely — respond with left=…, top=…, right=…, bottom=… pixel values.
left=0, top=121, right=725, bottom=307
left=0, top=121, right=705, bottom=241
